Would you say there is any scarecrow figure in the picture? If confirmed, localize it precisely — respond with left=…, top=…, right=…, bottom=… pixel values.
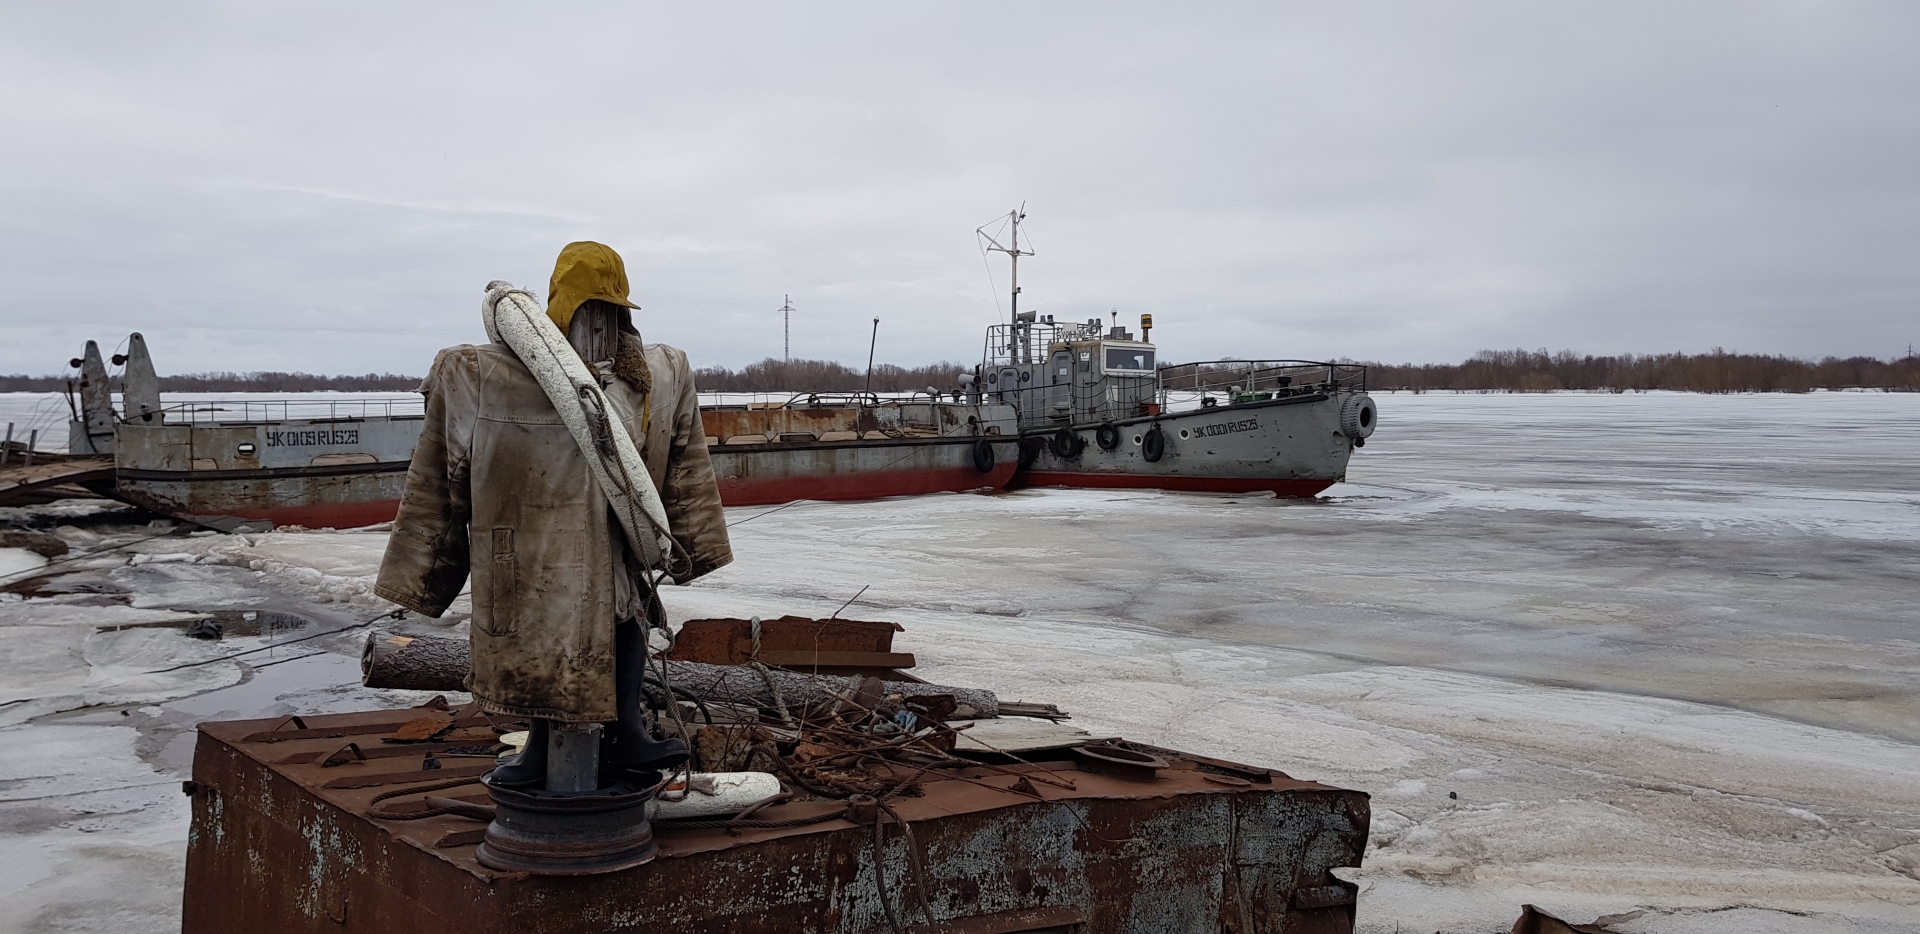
left=377, top=241, right=732, bottom=787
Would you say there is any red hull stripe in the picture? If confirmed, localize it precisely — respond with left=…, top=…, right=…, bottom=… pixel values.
left=718, top=462, right=1018, bottom=507
left=1019, top=472, right=1335, bottom=498
left=205, top=499, right=404, bottom=530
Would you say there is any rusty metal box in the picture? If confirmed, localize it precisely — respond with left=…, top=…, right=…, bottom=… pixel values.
left=182, top=707, right=1367, bottom=933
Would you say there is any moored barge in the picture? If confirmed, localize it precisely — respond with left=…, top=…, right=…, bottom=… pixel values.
left=40, top=211, right=1375, bottom=529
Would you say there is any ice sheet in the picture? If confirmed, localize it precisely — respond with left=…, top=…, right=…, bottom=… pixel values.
left=0, top=548, right=47, bottom=580
left=0, top=390, right=1916, bottom=932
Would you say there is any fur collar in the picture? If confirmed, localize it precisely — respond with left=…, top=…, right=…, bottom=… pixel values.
left=612, top=331, right=653, bottom=396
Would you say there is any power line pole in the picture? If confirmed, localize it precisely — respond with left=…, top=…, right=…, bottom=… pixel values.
left=864, top=318, right=880, bottom=397
left=781, top=294, right=794, bottom=364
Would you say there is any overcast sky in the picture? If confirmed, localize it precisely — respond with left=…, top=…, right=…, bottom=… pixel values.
left=2, top=3, right=1915, bottom=377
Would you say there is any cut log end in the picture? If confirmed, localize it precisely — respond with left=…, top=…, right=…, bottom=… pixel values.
left=362, top=630, right=472, bottom=693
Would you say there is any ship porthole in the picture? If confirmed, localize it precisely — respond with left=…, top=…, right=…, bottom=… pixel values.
left=1132, top=434, right=1143, bottom=445
left=1178, top=429, right=1190, bottom=440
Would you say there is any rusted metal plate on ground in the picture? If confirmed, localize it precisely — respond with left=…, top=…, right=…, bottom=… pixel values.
left=182, top=705, right=1367, bottom=933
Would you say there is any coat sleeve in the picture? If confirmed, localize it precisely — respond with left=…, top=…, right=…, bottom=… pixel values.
left=662, top=349, right=733, bottom=584
left=375, top=347, right=475, bottom=616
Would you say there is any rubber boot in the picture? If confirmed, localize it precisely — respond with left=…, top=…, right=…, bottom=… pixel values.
left=604, top=619, right=690, bottom=776
left=489, top=718, right=550, bottom=789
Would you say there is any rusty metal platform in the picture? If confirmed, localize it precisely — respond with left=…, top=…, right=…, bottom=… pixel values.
left=0, top=455, right=113, bottom=506
left=182, top=704, right=1368, bottom=933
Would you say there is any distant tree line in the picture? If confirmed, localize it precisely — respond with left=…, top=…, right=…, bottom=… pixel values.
left=0, top=372, right=421, bottom=392
left=4, top=349, right=1914, bottom=395
left=1363, top=349, right=1920, bottom=393
left=693, top=358, right=971, bottom=393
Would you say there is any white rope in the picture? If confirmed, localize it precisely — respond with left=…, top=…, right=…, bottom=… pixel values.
left=481, top=281, right=674, bottom=569
left=747, top=615, right=797, bottom=727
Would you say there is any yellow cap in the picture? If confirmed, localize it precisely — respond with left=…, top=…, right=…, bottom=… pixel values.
left=546, top=241, right=639, bottom=334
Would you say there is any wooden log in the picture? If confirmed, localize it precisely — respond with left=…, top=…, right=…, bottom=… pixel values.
left=360, top=630, right=1003, bottom=718
left=749, top=650, right=917, bottom=669
left=361, top=631, right=473, bottom=693
left=662, top=657, right=998, bottom=719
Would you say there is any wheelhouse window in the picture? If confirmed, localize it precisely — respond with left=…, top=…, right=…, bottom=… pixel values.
left=1103, top=347, right=1155, bottom=373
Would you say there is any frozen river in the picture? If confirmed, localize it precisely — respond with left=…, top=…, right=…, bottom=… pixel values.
left=0, top=390, right=1916, bottom=932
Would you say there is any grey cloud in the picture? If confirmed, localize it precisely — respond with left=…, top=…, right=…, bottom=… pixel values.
left=1, top=2, right=1915, bottom=377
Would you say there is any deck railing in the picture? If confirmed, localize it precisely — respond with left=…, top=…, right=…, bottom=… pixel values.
left=146, top=396, right=426, bottom=424
left=1156, top=360, right=1366, bottom=400
left=696, top=390, right=947, bottom=410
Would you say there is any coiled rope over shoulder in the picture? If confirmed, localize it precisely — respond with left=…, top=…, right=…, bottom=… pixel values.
left=482, top=281, right=676, bottom=572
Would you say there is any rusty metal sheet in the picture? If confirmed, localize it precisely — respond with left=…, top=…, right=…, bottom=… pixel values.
left=183, top=704, right=1369, bottom=933
left=669, top=616, right=904, bottom=667
left=0, top=456, right=113, bottom=505
left=701, top=407, right=867, bottom=443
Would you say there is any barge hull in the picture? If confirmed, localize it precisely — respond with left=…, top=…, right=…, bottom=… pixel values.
left=711, top=437, right=1018, bottom=507
left=1017, top=394, right=1356, bottom=499
left=115, top=466, right=408, bottom=531
left=183, top=707, right=1368, bottom=933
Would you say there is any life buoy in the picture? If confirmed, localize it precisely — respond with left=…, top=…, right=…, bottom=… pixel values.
left=1142, top=426, right=1166, bottom=462
left=1338, top=394, right=1377, bottom=439
left=1095, top=423, right=1121, bottom=451
left=972, top=439, right=996, bottom=473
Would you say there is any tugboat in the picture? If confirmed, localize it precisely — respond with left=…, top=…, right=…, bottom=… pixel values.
left=973, top=207, right=1376, bottom=497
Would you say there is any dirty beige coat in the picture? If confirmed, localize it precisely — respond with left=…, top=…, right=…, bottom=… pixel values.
left=374, top=336, right=732, bottom=722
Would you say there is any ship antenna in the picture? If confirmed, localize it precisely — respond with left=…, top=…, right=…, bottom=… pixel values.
left=864, top=317, right=880, bottom=399
left=977, top=204, right=1033, bottom=356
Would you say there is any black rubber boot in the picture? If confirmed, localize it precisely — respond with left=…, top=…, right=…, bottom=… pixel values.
left=489, top=718, right=551, bottom=789
left=604, top=619, right=690, bottom=776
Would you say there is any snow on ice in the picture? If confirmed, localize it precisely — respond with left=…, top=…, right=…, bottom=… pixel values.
left=0, top=390, right=1916, bottom=933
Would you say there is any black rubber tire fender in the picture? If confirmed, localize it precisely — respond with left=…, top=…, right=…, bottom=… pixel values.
left=1095, top=423, right=1121, bottom=451
left=972, top=439, right=996, bottom=474
left=1142, top=426, right=1166, bottom=462
left=1050, top=426, right=1084, bottom=459
left=1018, top=437, right=1045, bottom=471
left=1338, top=394, right=1377, bottom=439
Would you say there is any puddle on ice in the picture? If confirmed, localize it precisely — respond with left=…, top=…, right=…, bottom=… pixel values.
left=133, top=607, right=311, bottom=638
left=163, top=652, right=360, bottom=721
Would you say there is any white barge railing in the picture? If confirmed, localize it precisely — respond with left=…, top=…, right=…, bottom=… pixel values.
left=139, top=396, right=426, bottom=424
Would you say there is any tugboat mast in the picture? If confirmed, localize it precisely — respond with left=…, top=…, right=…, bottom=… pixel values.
left=979, top=204, right=1034, bottom=359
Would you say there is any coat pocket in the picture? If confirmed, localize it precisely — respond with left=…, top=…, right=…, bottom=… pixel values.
left=483, top=527, right=518, bottom=636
